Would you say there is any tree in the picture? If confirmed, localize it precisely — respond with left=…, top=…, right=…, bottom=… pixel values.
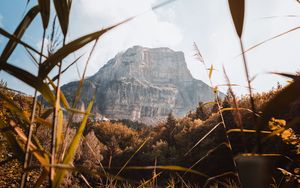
left=164, top=112, right=177, bottom=146
left=222, top=97, right=236, bottom=129
left=195, top=102, right=208, bottom=120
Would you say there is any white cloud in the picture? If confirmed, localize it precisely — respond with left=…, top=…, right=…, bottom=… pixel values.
left=55, top=0, right=300, bottom=96
left=66, top=0, right=183, bottom=78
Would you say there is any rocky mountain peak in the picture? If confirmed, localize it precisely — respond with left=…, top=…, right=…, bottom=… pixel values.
left=62, top=46, right=217, bottom=124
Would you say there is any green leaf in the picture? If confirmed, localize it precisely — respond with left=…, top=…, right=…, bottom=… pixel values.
left=39, top=18, right=131, bottom=79
left=1, top=62, right=55, bottom=105
left=53, top=0, right=71, bottom=36
left=0, top=5, right=39, bottom=62
left=38, top=0, right=50, bottom=29
left=228, top=0, right=245, bottom=37
left=53, top=97, right=94, bottom=187
left=0, top=92, right=31, bottom=124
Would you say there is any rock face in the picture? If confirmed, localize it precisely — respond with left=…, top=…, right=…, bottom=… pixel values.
left=62, top=46, right=216, bottom=124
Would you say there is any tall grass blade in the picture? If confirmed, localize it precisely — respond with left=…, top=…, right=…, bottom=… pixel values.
left=0, top=119, right=25, bottom=162
left=242, top=26, right=300, bottom=56
left=56, top=102, right=63, bottom=153
left=38, top=0, right=50, bottom=29
left=0, top=92, right=31, bottom=124
left=7, top=120, right=49, bottom=168
left=53, top=97, right=94, bottom=188
left=228, top=0, right=245, bottom=37
left=47, top=78, right=70, bottom=109
left=39, top=19, right=131, bottom=79
left=125, top=166, right=209, bottom=178
left=53, top=0, right=71, bottom=36
left=0, top=62, right=55, bottom=104
left=185, top=122, right=222, bottom=156
left=51, top=54, right=84, bottom=82
left=0, top=28, right=46, bottom=58
left=115, top=137, right=149, bottom=177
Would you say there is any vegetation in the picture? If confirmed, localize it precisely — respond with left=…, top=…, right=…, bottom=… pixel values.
left=0, top=0, right=300, bottom=187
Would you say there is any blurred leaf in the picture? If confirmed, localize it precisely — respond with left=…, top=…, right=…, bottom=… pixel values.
left=228, top=0, right=245, bottom=37
left=270, top=72, right=300, bottom=81
left=53, top=97, right=94, bottom=187
left=47, top=78, right=70, bottom=109
left=259, top=79, right=300, bottom=129
left=243, top=26, right=300, bottom=55
left=220, top=107, right=260, bottom=117
left=0, top=5, right=39, bottom=62
left=0, top=120, right=25, bottom=162
left=1, top=63, right=55, bottom=104
left=53, top=0, right=71, bottom=36
left=201, top=101, right=217, bottom=107
left=0, top=92, right=31, bottom=124
left=216, top=84, right=240, bottom=87
left=8, top=120, right=49, bottom=168
left=56, top=99, right=64, bottom=152
left=38, top=0, right=50, bottom=29
left=277, top=168, right=292, bottom=176
left=39, top=18, right=132, bottom=79
left=208, top=64, right=213, bottom=79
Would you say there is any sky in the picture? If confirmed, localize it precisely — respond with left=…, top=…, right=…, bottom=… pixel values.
left=0, top=0, right=300, bottom=96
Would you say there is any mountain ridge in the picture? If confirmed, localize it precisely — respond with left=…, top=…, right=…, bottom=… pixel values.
left=62, top=46, right=218, bottom=124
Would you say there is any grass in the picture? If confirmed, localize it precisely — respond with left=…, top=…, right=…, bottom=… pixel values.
left=0, top=0, right=300, bottom=187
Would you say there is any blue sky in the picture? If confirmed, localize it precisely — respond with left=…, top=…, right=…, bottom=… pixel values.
left=1, top=0, right=300, bottom=96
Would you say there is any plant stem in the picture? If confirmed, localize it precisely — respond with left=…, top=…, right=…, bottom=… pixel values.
left=20, top=90, right=38, bottom=188
left=50, top=38, right=65, bottom=186
left=20, top=29, right=46, bottom=188
left=239, top=39, right=261, bottom=153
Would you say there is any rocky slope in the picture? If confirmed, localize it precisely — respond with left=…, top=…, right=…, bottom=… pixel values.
left=62, top=46, right=217, bottom=123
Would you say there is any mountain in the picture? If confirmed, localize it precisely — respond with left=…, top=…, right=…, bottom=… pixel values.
left=62, top=46, right=218, bottom=124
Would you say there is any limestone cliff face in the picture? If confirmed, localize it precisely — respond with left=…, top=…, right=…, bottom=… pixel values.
left=62, top=46, right=216, bottom=124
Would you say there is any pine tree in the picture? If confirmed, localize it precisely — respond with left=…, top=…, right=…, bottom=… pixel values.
left=195, top=102, right=208, bottom=120
left=222, top=96, right=237, bottom=129
left=164, top=112, right=177, bottom=146
left=166, top=112, right=176, bottom=129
